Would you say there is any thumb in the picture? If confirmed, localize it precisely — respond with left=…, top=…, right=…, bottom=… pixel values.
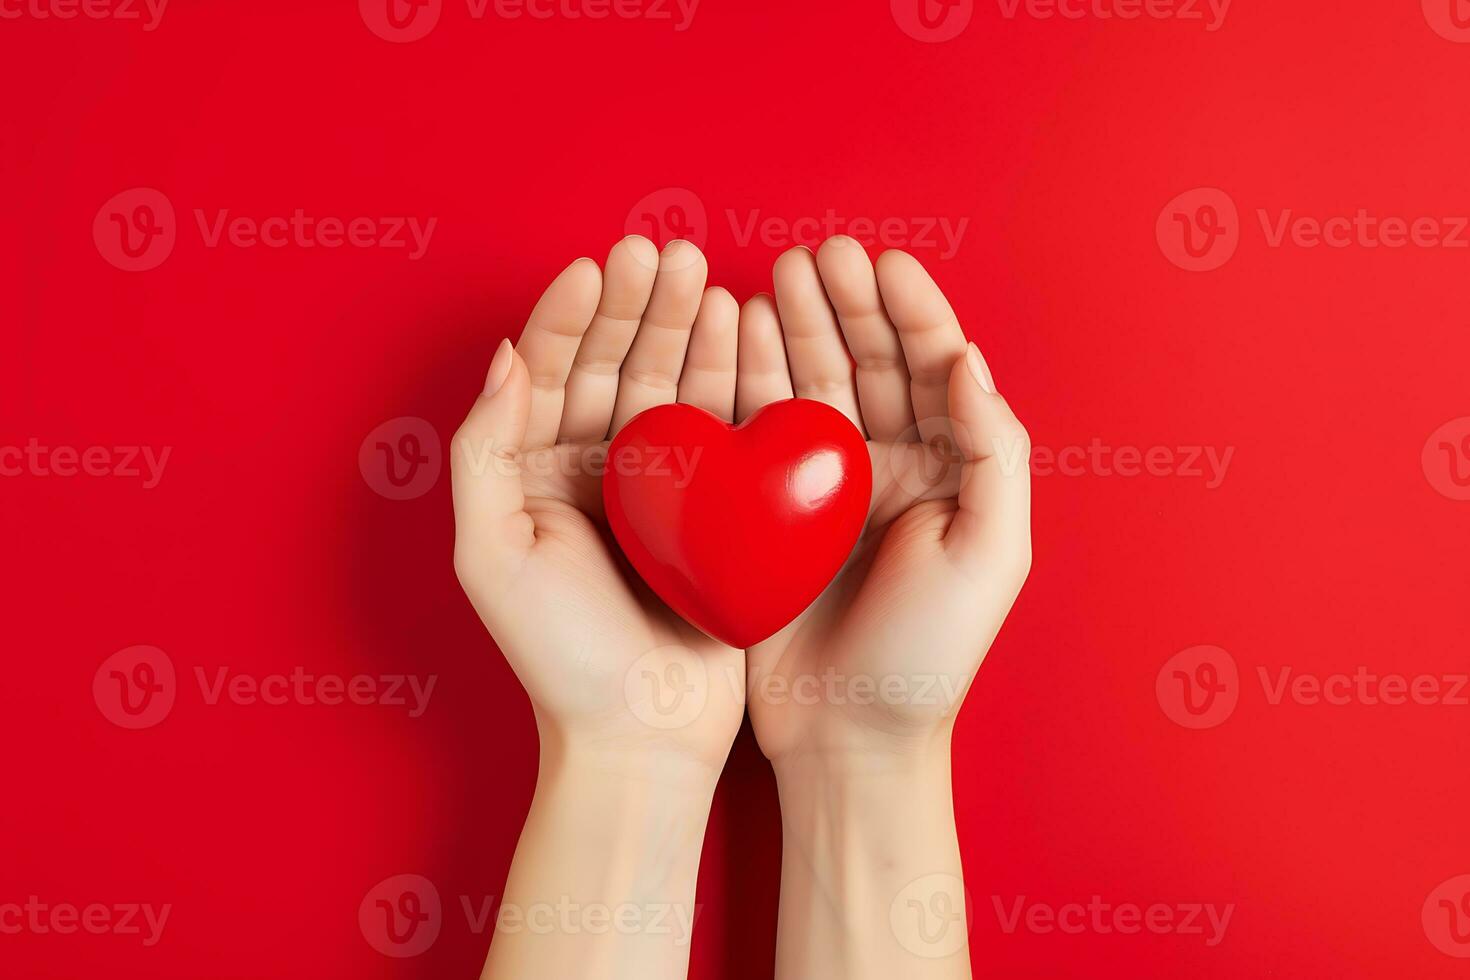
left=451, top=338, right=535, bottom=582
left=942, top=342, right=1032, bottom=581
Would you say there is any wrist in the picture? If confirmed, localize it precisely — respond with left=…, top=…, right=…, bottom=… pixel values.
left=484, top=741, right=715, bottom=979
left=535, top=720, right=726, bottom=805
left=535, top=747, right=719, bottom=821
left=772, top=743, right=957, bottom=867
left=770, top=740, right=971, bottom=979
left=770, top=730, right=954, bottom=788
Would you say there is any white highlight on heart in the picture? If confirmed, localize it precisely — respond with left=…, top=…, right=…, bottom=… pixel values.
left=788, top=449, right=844, bottom=511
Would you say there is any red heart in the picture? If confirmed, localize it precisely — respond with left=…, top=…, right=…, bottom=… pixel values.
left=603, top=399, right=872, bottom=648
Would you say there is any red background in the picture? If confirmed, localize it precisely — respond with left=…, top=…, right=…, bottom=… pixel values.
left=6, top=0, right=1470, bottom=976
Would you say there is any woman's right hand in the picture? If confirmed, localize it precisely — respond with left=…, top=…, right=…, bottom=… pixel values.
left=451, top=237, right=747, bottom=786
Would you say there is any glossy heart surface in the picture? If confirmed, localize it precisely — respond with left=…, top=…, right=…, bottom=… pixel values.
left=603, top=399, right=872, bottom=648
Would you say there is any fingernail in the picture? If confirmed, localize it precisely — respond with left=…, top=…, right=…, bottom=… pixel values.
left=485, top=339, right=513, bottom=396
left=663, top=239, right=689, bottom=253
left=966, top=342, right=996, bottom=394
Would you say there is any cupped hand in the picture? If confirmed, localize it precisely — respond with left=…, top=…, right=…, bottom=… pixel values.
left=738, top=238, right=1032, bottom=766
left=451, top=237, right=745, bottom=784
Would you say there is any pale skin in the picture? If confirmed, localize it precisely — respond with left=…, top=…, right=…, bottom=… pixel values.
left=452, top=236, right=1030, bottom=980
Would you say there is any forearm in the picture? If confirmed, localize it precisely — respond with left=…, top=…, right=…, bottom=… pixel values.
left=772, top=741, right=971, bottom=980
left=482, top=739, right=716, bottom=980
